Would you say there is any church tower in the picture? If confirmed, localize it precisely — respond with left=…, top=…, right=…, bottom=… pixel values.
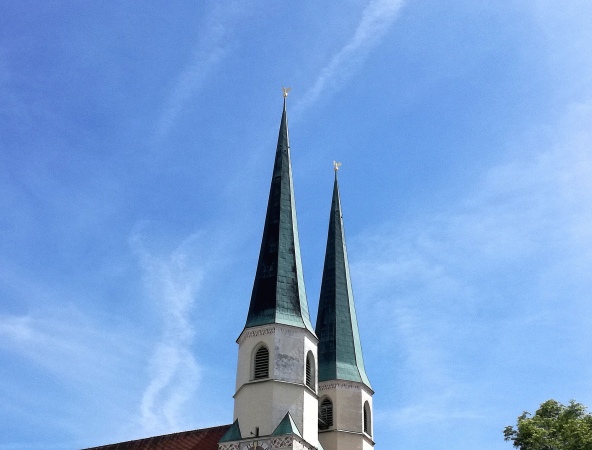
left=315, top=170, right=374, bottom=450
left=85, top=94, right=376, bottom=450
left=220, top=95, right=320, bottom=450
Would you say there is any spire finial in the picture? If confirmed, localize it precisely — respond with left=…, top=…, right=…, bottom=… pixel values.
left=333, top=161, right=342, bottom=171
left=282, top=86, right=292, bottom=98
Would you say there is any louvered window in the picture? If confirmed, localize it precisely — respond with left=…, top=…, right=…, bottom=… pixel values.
left=254, top=346, right=269, bottom=380
left=363, top=401, right=371, bottom=435
left=305, top=354, right=313, bottom=388
left=319, top=398, right=333, bottom=430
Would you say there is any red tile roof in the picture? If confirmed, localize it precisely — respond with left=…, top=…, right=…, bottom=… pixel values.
left=83, top=424, right=232, bottom=450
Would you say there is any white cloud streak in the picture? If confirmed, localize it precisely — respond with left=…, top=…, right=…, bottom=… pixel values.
left=353, top=100, right=592, bottom=434
left=0, top=224, right=232, bottom=445
left=0, top=303, right=149, bottom=448
left=129, top=229, right=214, bottom=435
left=297, top=0, right=405, bottom=113
left=154, top=2, right=246, bottom=142
left=0, top=307, right=143, bottom=387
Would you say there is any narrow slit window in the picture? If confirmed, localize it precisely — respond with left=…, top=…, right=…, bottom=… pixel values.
left=254, top=346, right=269, bottom=380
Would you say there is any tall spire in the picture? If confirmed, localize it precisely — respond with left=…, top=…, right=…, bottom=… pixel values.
left=245, top=96, right=314, bottom=333
left=316, top=170, right=371, bottom=387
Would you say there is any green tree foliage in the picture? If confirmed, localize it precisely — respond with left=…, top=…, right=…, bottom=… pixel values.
left=504, top=399, right=592, bottom=450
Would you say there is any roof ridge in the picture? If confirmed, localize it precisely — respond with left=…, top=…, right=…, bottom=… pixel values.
left=82, top=424, right=233, bottom=450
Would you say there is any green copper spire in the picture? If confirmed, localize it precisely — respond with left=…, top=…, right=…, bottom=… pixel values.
left=245, top=98, right=314, bottom=333
left=316, top=171, right=371, bottom=387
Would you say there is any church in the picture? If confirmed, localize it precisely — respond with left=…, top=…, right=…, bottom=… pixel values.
left=85, top=93, right=374, bottom=450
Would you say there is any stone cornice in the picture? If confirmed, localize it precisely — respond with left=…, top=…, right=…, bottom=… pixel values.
left=316, top=429, right=375, bottom=446
left=318, top=379, right=374, bottom=395
left=237, top=325, right=277, bottom=344
left=237, top=323, right=318, bottom=345
left=218, top=434, right=319, bottom=450
left=234, top=378, right=319, bottom=400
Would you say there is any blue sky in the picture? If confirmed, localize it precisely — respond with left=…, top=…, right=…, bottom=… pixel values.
left=1, top=1, right=591, bottom=449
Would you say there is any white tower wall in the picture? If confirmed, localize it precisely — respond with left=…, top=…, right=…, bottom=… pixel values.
left=318, top=380, right=374, bottom=450
left=234, top=324, right=319, bottom=446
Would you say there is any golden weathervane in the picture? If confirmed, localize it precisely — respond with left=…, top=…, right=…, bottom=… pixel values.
left=282, top=86, right=292, bottom=98
left=333, top=161, right=342, bottom=171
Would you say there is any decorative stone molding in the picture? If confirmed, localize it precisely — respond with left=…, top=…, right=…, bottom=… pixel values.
left=239, top=326, right=276, bottom=343
left=270, top=436, right=317, bottom=450
left=224, top=438, right=274, bottom=450
left=271, top=436, right=293, bottom=448
left=220, top=435, right=317, bottom=449
left=238, top=323, right=313, bottom=344
left=217, top=437, right=321, bottom=450
left=238, top=323, right=317, bottom=346
left=277, top=326, right=301, bottom=337
left=217, top=437, right=316, bottom=450
left=319, top=381, right=361, bottom=392
left=218, top=443, right=239, bottom=450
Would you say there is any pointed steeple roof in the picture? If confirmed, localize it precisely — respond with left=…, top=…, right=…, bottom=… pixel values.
left=272, top=412, right=302, bottom=438
left=245, top=98, right=314, bottom=334
left=316, top=171, right=371, bottom=387
left=218, top=420, right=241, bottom=442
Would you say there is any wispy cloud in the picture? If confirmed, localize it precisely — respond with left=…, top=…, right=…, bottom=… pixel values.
left=0, top=309, right=139, bottom=385
left=129, top=228, right=223, bottom=435
left=353, top=99, right=592, bottom=432
left=379, top=396, right=488, bottom=426
left=154, top=2, right=247, bottom=142
left=0, top=223, right=233, bottom=446
left=0, top=302, right=149, bottom=448
left=296, top=0, right=405, bottom=113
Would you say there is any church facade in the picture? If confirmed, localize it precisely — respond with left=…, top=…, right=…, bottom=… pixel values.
left=86, top=96, right=374, bottom=450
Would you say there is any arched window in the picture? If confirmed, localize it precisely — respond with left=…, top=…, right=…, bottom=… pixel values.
left=253, top=345, right=269, bottom=380
left=319, top=397, right=333, bottom=430
left=363, top=401, right=371, bottom=435
left=305, top=351, right=315, bottom=389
